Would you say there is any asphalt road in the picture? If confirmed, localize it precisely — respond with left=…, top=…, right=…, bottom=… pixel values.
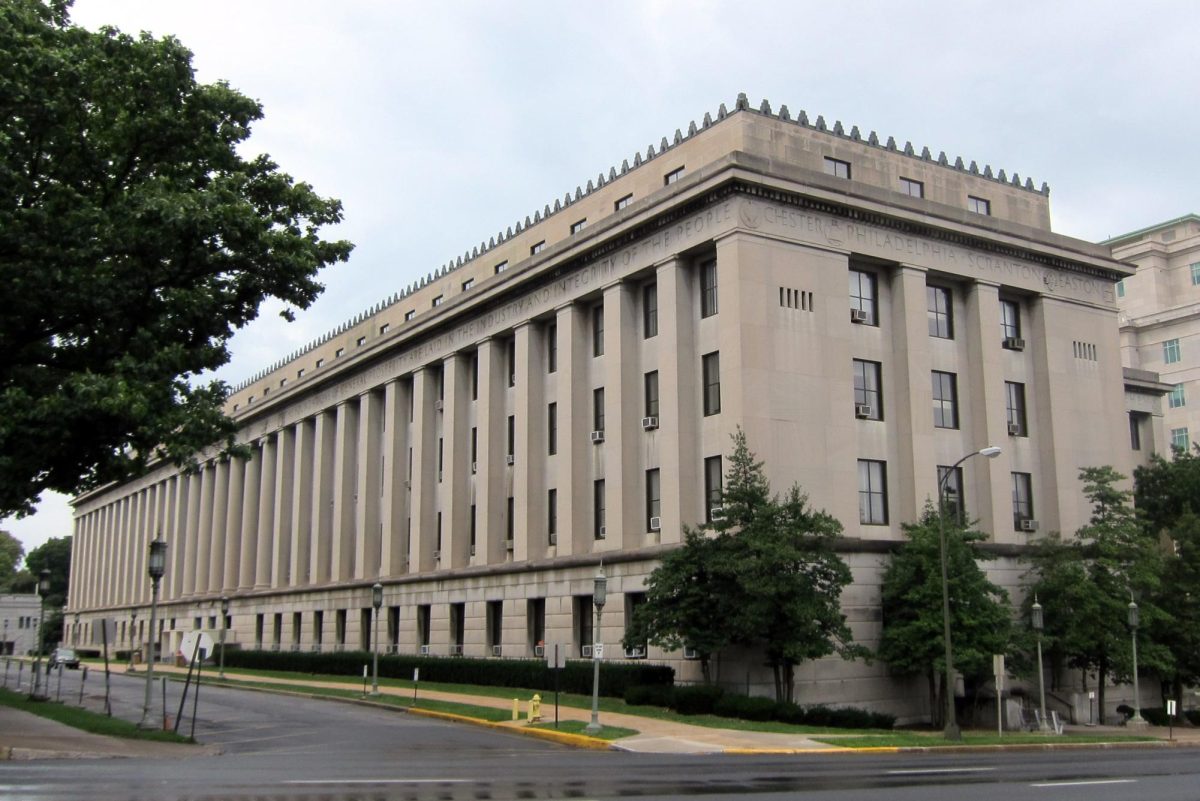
left=3, top=668, right=1200, bottom=801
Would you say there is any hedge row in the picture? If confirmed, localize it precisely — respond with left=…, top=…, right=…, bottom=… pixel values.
left=624, top=683, right=895, bottom=729
left=221, top=648, right=672, bottom=697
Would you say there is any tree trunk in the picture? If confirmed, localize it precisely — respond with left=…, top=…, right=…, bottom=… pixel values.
left=929, top=670, right=941, bottom=728
left=771, top=662, right=783, bottom=703
left=783, top=662, right=795, bottom=705
left=1097, top=653, right=1107, bottom=724
left=700, top=656, right=711, bottom=685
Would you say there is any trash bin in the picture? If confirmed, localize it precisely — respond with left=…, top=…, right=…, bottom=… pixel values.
left=132, top=650, right=142, bottom=665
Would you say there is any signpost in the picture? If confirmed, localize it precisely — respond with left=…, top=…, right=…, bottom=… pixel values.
left=546, top=642, right=567, bottom=728
left=993, top=654, right=1005, bottom=736
left=92, top=618, right=117, bottom=716
left=173, top=632, right=214, bottom=736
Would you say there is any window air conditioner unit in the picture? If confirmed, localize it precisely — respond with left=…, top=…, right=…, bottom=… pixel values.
left=590, top=430, right=605, bottom=443
left=404, top=479, right=411, bottom=489
left=509, top=374, right=516, bottom=385
left=492, top=645, right=503, bottom=657
left=449, top=644, right=463, bottom=656
left=710, top=506, right=727, bottom=521
left=505, top=538, right=514, bottom=551
left=534, top=644, right=545, bottom=658
left=469, top=545, right=476, bottom=556
left=549, top=533, right=557, bottom=546
left=432, top=549, right=441, bottom=560
left=854, top=404, right=873, bottom=419
left=850, top=308, right=870, bottom=324
left=649, top=516, right=662, bottom=532
left=289, top=643, right=301, bottom=652
left=1003, top=337, right=1026, bottom=351
left=581, top=644, right=593, bottom=658
left=419, top=644, right=431, bottom=656
left=624, top=646, right=646, bottom=659
left=597, top=526, right=606, bottom=539
left=1020, top=518, right=1040, bottom=532
left=471, top=461, right=477, bottom=474
left=1008, top=422, right=1022, bottom=436
left=641, top=416, right=659, bottom=430
left=506, top=454, right=515, bottom=465
left=682, top=646, right=699, bottom=660
left=434, top=399, right=444, bottom=411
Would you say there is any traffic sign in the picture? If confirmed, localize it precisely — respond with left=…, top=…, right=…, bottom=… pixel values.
left=179, top=630, right=215, bottom=663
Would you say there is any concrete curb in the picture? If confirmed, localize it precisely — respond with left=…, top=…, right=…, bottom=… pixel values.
left=406, top=707, right=614, bottom=750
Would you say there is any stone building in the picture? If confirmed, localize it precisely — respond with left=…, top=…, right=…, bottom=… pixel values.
left=65, top=95, right=1135, bottom=720
left=1, top=593, right=44, bottom=656
left=1108, top=215, right=1200, bottom=457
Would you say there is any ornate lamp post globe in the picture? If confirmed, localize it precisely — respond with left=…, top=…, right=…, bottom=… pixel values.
left=139, top=537, right=167, bottom=729
left=370, top=583, right=383, bottom=696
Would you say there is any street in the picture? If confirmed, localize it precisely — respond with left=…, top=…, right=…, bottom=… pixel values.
left=2, top=669, right=1199, bottom=801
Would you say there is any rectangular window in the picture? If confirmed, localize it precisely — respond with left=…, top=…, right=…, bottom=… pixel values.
left=700, top=259, right=718, bottom=318
left=297, top=368, right=305, bottom=378
left=530, top=241, right=545, bottom=255
left=462, top=278, right=474, bottom=292
left=486, top=600, right=502, bottom=652
left=852, top=359, right=883, bottom=420
left=547, top=403, right=557, bottom=455
left=356, top=336, right=366, bottom=347
left=435, top=512, right=442, bottom=552
left=899, top=177, right=924, bottom=198
left=404, top=310, right=415, bottom=322
left=1012, top=472, right=1034, bottom=529
left=570, top=218, right=587, bottom=234
left=593, top=387, right=605, bottom=431
left=592, top=304, right=604, bottom=356
left=1006, top=381, right=1028, bottom=435
left=547, top=489, right=558, bottom=540
left=823, top=157, right=851, bottom=179
left=702, top=352, right=721, bottom=416
left=968, top=195, right=991, bottom=215
left=849, top=269, right=878, bottom=325
left=507, top=496, right=514, bottom=542
left=432, top=295, right=443, bottom=307
left=615, top=193, right=633, bottom=211
left=704, top=456, right=723, bottom=522
left=471, top=351, right=479, bottom=399
left=1164, top=338, right=1182, bottom=364
left=664, top=167, right=685, bottom=185
left=292, top=612, right=301, bottom=646
left=645, top=469, right=661, bottom=531
left=507, top=415, right=515, bottom=459
left=644, top=371, right=660, bottom=418
left=932, top=371, right=959, bottom=429
left=858, top=460, right=888, bottom=525
left=1172, top=427, right=1190, bottom=452
left=937, top=465, right=965, bottom=523
left=643, top=282, right=658, bottom=338
left=528, top=598, right=546, bottom=652
left=313, top=611, right=324, bottom=646
left=1117, top=279, right=1126, bottom=298
left=593, top=479, right=606, bottom=539
left=1129, top=413, right=1142, bottom=451
left=1000, top=299, right=1021, bottom=340
left=1191, top=263, right=1200, bottom=285
left=470, top=504, right=477, bottom=552
left=546, top=322, right=557, bottom=373
left=417, top=605, right=430, bottom=647
left=437, top=437, right=444, bottom=481
left=575, top=595, right=593, bottom=651
left=379, top=324, right=390, bottom=335
left=927, top=285, right=953, bottom=339
left=506, top=338, right=516, bottom=387
left=1169, top=384, right=1186, bottom=409
left=494, top=260, right=508, bottom=274
left=334, top=348, right=344, bottom=358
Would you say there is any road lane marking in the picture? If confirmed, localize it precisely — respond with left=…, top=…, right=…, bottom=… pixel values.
left=1030, top=779, right=1136, bottom=788
left=285, top=779, right=472, bottom=785
left=887, top=767, right=996, bottom=775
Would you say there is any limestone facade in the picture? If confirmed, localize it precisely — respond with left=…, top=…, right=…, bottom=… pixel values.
left=66, top=96, right=1135, bottom=718
left=1, top=594, right=44, bottom=656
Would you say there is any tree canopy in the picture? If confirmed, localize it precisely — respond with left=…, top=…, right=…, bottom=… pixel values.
left=22, top=536, right=72, bottom=648
left=625, top=429, right=863, bottom=702
left=0, top=530, right=24, bottom=590
left=0, top=0, right=353, bottom=516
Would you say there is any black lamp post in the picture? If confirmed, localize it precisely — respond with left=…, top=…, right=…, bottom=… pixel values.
left=139, top=537, right=167, bottom=729
left=584, top=564, right=607, bottom=735
left=936, top=445, right=1001, bottom=740
left=30, top=569, right=51, bottom=699
left=219, top=596, right=230, bottom=679
left=371, top=583, right=383, bottom=696
left=1128, top=599, right=1145, bottom=726
left=1031, top=596, right=1050, bottom=731
left=128, top=608, right=138, bottom=671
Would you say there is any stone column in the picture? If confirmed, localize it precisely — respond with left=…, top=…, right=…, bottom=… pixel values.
left=223, top=455, right=245, bottom=592
left=380, top=378, right=411, bottom=576
left=409, top=368, right=439, bottom=572
left=355, top=390, right=383, bottom=578
left=185, top=464, right=207, bottom=597
left=291, top=418, right=315, bottom=586
left=890, top=265, right=935, bottom=525
left=255, top=435, right=277, bottom=588
left=964, top=281, right=1011, bottom=539
left=555, top=303, right=590, bottom=555
left=239, top=444, right=263, bottom=589
left=310, top=409, right=336, bottom=585
left=271, top=427, right=296, bottom=588
left=602, top=281, right=641, bottom=550
left=441, top=354, right=470, bottom=568
left=474, top=340, right=507, bottom=564
left=513, top=322, right=543, bottom=562
left=168, top=473, right=188, bottom=602
left=656, top=259, right=699, bottom=543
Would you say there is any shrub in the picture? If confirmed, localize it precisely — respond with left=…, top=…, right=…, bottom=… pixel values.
left=712, top=695, right=894, bottom=729
left=1141, top=707, right=1170, bottom=726
left=713, top=694, right=778, bottom=721
left=670, top=684, right=724, bottom=715
left=1186, top=709, right=1200, bottom=726
left=624, top=684, right=674, bottom=708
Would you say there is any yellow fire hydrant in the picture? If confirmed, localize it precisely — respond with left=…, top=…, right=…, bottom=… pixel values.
left=528, top=694, right=542, bottom=722
left=512, top=698, right=519, bottom=721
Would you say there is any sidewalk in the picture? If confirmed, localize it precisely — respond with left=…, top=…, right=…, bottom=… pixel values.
left=0, top=705, right=216, bottom=761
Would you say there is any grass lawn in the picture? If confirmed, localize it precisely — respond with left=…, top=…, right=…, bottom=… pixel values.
left=813, top=730, right=1158, bottom=748
left=530, top=719, right=639, bottom=740
left=0, top=687, right=192, bottom=744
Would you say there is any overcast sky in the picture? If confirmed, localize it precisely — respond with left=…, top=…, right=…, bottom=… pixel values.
left=5, top=0, right=1197, bottom=560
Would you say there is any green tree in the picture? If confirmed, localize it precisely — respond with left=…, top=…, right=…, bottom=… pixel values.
left=626, top=429, right=863, bottom=702
left=23, top=536, right=72, bottom=649
left=1026, top=466, right=1170, bottom=719
left=0, top=1, right=353, bottom=517
left=878, top=505, right=1012, bottom=728
left=0, top=530, right=23, bottom=590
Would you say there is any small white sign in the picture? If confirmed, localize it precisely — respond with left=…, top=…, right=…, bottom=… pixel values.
left=179, top=630, right=215, bottom=663
left=91, top=618, right=117, bottom=645
left=413, top=668, right=419, bottom=682
left=546, top=643, right=567, bottom=670
left=593, top=643, right=604, bottom=659
left=1167, top=699, right=1177, bottom=716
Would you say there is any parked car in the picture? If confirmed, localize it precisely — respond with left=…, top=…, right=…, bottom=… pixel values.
left=50, top=648, right=80, bottom=669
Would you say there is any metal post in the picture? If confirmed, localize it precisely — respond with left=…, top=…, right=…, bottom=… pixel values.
left=139, top=537, right=167, bottom=729
left=1128, top=600, right=1145, bottom=725
left=585, top=565, right=607, bottom=735
left=128, top=609, right=138, bottom=671
left=30, top=569, right=51, bottom=699
left=219, top=596, right=229, bottom=679
left=371, top=583, right=382, bottom=696
left=1032, top=598, right=1050, bottom=732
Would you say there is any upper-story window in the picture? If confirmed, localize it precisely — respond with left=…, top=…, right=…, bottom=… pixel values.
left=823, top=157, right=851, bottom=179
left=1172, top=427, right=1190, bottom=452
left=643, top=282, right=658, bottom=338
left=570, top=219, right=587, bottom=234
left=405, top=310, right=416, bottom=322
left=932, top=370, right=959, bottom=429
left=379, top=323, right=390, bottom=335
left=461, top=278, right=474, bottom=292
left=702, top=352, right=721, bottom=416
left=899, top=177, right=924, bottom=198
left=546, top=322, right=557, bottom=373
left=530, top=241, right=545, bottom=256
left=1116, top=279, right=1126, bottom=298
left=927, top=285, right=953, bottom=339
left=356, top=336, right=366, bottom=347
left=1169, top=384, right=1186, bottom=409
left=506, top=338, right=516, bottom=387
left=334, top=347, right=344, bottom=358
left=1000, top=299, right=1021, bottom=340
left=1164, top=338, right=1182, bottom=364
left=592, top=304, right=604, bottom=356
left=316, top=358, right=325, bottom=368
left=700, top=259, right=718, bottom=318
left=432, top=295, right=443, bottom=307
left=852, top=359, right=882, bottom=420
left=849, top=269, right=878, bottom=325
left=664, top=167, right=685, bottom=185
left=615, top=194, right=633, bottom=211
left=968, top=195, right=991, bottom=215
left=297, top=368, right=305, bottom=378
left=494, top=261, right=508, bottom=274
left=1191, top=263, right=1200, bottom=285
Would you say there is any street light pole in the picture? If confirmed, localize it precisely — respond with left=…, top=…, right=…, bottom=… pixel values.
left=30, top=569, right=51, bottom=699
left=371, top=583, right=383, bottom=696
left=218, top=596, right=229, bottom=679
left=1031, top=596, right=1050, bottom=732
left=128, top=608, right=138, bottom=671
left=937, top=445, right=1002, bottom=740
left=1127, top=599, right=1145, bottom=726
left=139, top=537, right=167, bottom=729
left=584, top=564, right=607, bottom=735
